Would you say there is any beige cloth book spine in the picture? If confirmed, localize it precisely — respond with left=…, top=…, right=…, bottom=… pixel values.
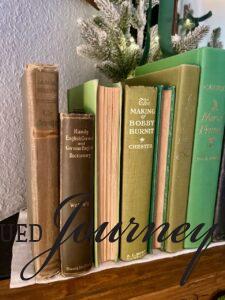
left=22, top=64, right=60, bottom=278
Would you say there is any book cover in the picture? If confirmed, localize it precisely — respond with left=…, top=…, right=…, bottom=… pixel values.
left=60, top=113, right=94, bottom=276
left=136, top=47, right=225, bottom=249
left=213, top=130, right=225, bottom=241
left=22, top=64, right=60, bottom=278
left=127, top=65, right=200, bottom=252
left=120, top=85, right=157, bottom=261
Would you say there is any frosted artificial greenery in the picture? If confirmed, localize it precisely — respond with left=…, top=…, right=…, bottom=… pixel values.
left=78, top=1, right=222, bottom=81
left=77, top=0, right=159, bottom=82
left=149, top=24, right=210, bottom=62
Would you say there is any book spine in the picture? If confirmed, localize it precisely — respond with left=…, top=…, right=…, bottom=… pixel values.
left=22, top=64, right=60, bottom=278
left=148, top=86, right=163, bottom=253
left=162, top=88, right=176, bottom=250
left=60, top=113, right=94, bottom=276
left=165, top=66, right=200, bottom=252
left=120, top=86, right=157, bottom=261
left=153, top=87, right=175, bottom=250
left=185, top=49, right=225, bottom=248
left=213, top=132, right=225, bottom=241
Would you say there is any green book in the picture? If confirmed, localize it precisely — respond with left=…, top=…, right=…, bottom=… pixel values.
left=127, top=65, right=200, bottom=252
left=120, top=85, right=157, bottom=261
left=147, top=86, right=163, bottom=253
left=136, top=47, right=225, bottom=248
left=162, top=87, right=176, bottom=251
left=67, top=80, right=122, bottom=265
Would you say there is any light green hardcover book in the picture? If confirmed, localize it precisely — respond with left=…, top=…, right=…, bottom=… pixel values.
left=67, top=80, right=122, bottom=265
left=147, top=86, right=163, bottom=253
left=127, top=65, right=200, bottom=252
left=136, top=47, right=225, bottom=248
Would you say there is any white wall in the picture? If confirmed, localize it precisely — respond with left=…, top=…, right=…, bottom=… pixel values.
left=0, top=0, right=99, bottom=220
left=179, top=0, right=225, bottom=47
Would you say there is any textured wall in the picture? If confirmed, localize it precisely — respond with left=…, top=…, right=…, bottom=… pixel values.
left=0, top=0, right=98, bottom=220
left=180, top=0, right=225, bottom=46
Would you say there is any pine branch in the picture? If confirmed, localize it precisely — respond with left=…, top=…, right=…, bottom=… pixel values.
left=94, top=0, right=120, bottom=24
left=172, top=25, right=210, bottom=53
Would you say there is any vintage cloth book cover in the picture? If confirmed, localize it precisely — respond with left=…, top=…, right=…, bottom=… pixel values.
left=120, top=85, right=157, bottom=261
left=22, top=64, right=60, bottom=278
left=128, top=65, right=200, bottom=252
left=60, top=113, right=94, bottom=276
left=136, top=48, right=225, bottom=249
left=213, top=131, right=225, bottom=241
left=67, top=81, right=122, bottom=266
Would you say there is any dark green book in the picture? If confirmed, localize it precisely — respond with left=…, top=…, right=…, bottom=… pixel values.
left=152, top=87, right=176, bottom=250
left=162, top=87, right=176, bottom=251
left=148, top=86, right=163, bottom=253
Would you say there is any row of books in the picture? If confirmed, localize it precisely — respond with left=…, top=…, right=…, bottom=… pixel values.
left=22, top=47, right=225, bottom=279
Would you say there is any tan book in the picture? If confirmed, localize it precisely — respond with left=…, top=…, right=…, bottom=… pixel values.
left=120, top=85, right=157, bottom=261
left=22, top=64, right=60, bottom=278
left=154, top=89, right=173, bottom=249
left=97, top=86, right=122, bottom=264
left=60, top=113, right=94, bottom=276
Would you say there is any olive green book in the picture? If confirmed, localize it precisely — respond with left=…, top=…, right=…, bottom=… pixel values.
left=162, top=87, right=176, bottom=251
left=136, top=48, right=225, bottom=249
left=127, top=65, right=200, bottom=252
left=120, top=85, right=157, bottom=261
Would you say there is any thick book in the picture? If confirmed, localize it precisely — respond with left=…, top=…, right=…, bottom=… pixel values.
left=120, top=85, right=157, bottom=261
left=60, top=113, right=94, bottom=276
left=97, top=86, right=122, bottom=264
left=127, top=65, right=200, bottom=252
left=67, top=81, right=122, bottom=265
left=22, top=64, right=60, bottom=278
left=136, top=48, right=225, bottom=249
left=213, top=131, right=225, bottom=241
left=154, top=87, right=176, bottom=249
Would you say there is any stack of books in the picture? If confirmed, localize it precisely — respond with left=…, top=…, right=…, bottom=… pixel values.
left=22, top=47, right=225, bottom=279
